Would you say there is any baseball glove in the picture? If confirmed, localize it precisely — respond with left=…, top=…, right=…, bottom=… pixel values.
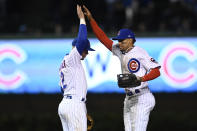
left=117, top=74, right=141, bottom=88
left=87, top=114, right=94, bottom=131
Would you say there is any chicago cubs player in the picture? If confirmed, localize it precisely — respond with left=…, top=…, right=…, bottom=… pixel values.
left=83, top=6, right=161, bottom=131
left=58, top=5, right=95, bottom=131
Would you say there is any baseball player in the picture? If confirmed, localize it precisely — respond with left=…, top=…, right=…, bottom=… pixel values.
left=83, top=6, right=161, bottom=131
left=58, top=5, right=95, bottom=131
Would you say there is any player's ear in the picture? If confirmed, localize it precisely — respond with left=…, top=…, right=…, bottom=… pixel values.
left=130, top=39, right=133, bottom=42
left=129, top=39, right=134, bottom=44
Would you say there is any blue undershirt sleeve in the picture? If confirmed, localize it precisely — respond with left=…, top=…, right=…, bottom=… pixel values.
left=76, top=24, right=87, bottom=55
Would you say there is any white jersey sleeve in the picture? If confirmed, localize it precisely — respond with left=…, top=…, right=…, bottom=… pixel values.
left=112, top=43, right=122, bottom=59
left=68, top=47, right=82, bottom=65
left=138, top=47, right=160, bottom=71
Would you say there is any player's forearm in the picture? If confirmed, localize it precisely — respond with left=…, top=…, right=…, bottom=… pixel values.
left=78, top=18, right=87, bottom=38
left=89, top=18, right=113, bottom=51
left=76, top=19, right=88, bottom=55
left=141, top=67, right=160, bottom=82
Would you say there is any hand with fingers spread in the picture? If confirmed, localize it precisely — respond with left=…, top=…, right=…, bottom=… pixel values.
left=77, top=5, right=85, bottom=20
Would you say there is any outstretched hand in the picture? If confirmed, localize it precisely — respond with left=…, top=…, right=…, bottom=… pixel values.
left=77, top=5, right=85, bottom=19
left=83, top=5, right=93, bottom=20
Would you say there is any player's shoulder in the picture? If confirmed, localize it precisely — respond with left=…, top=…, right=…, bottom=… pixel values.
left=63, top=48, right=80, bottom=61
left=134, top=46, right=146, bottom=52
left=112, top=43, right=119, bottom=49
left=63, top=53, right=69, bottom=59
left=133, top=46, right=149, bottom=57
left=69, top=47, right=80, bottom=57
left=112, top=43, right=121, bottom=54
left=133, top=46, right=147, bottom=54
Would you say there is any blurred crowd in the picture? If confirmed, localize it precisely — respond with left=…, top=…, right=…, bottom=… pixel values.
left=0, top=0, right=197, bottom=36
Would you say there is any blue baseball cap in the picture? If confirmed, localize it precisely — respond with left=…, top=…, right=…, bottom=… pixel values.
left=112, top=29, right=136, bottom=42
left=72, top=38, right=95, bottom=51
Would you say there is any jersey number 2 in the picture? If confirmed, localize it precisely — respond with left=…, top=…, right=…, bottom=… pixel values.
left=60, top=72, right=67, bottom=89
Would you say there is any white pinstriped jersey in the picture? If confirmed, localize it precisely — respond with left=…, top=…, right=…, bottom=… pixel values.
left=112, top=44, right=159, bottom=131
left=59, top=47, right=87, bottom=100
left=112, top=44, right=160, bottom=90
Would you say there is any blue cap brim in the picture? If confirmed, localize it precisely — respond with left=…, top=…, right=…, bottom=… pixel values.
left=88, top=48, right=95, bottom=51
left=112, top=36, right=136, bottom=42
left=112, top=36, right=124, bottom=40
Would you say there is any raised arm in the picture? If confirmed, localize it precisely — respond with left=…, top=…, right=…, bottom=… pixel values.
left=83, top=6, right=113, bottom=51
left=76, top=5, right=88, bottom=55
